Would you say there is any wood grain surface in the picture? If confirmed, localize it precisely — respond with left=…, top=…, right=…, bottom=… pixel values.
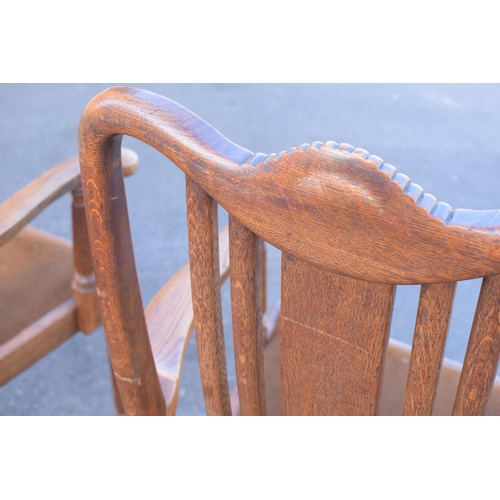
left=78, top=86, right=500, bottom=416
left=81, top=138, right=165, bottom=415
left=0, top=146, right=138, bottom=405
left=71, top=187, right=100, bottom=333
left=0, top=227, right=74, bottom=345
left=80, top=87, right=500, bottom=285
left=453, top=275, right=500, bottom=415
left=403, top=282, right=456, bottom=415
left=229, top=215, right=266, bottom=416
left=0, top=148, right=138, bottom=247
left=0, top=299, right=78, bottom=386
left=186, top=176, right=231, bottom=415
left=146, top=227, right=230, bottom=415
left=280, top=254, right=395, bottom=415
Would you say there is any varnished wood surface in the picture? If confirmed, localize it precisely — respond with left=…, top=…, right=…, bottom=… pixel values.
left=0, top=226, right=74, bottom=344
left=0, top=146, right=138, bottom=406
left=146, top=227, right=230, bottom=415
left=380, top=338, right=500, bottom=416
left=147, top=224, right=279, bottom=416
left=280, top=254, right=395, bottom=415
left=0, top=299, right=78, bottom=386
left=78, top=86, right=500, bottom=416
left=229, top=215, right=266, bottom=416
left=453, top=275, right=500, bottom=415
left=79, top=140, right=165, bottom=415
left=80, top=87, right=500, bottom=285
left=71, top=187, right=101, bottom=334
left=186, top=177, right=231, bottom=415
left=403, top=282, right=456, bottom=415
left=264, top=335, right=500, bottom=416
left=0, top=148, right=138, bottom=247
left=230, top=301, right=281, bottom=416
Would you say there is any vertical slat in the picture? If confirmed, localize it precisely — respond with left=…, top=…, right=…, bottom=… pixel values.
left=71, top=186, right=101, bottom=333
left=82, top=139, right=165, bottom=416
left=403, top=282, right=456, bottom=415
left=186, top=176, right=231, bottom=416
left=229, top=215, right=266, bottom=416
left=261, top=239, right=267, bottom=314
left=281, top=253, right=395, bottom=415
left=453, top=274, right=500, bottom=415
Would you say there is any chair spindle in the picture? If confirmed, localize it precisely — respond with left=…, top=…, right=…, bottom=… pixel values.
left=229, top=215, right=266, bottom=416
left=186, top=176, right=231, bottom=415
left=403, top=282, right=456, bottom=416
left=453, top=274, right=500, bottom=415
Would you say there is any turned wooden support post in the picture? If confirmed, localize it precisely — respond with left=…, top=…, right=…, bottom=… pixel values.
left=71, top=186, right=101, bottom=334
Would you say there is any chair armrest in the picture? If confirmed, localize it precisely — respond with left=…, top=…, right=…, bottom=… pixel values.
left=0, top=148, right=138, bottom=246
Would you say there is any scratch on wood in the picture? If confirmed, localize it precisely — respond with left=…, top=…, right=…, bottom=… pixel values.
left=114, top=372, right=142, bottom=385
left=282, top=315, right=369, bottom=354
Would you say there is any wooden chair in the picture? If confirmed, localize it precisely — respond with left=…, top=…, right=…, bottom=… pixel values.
left=78, top=86, right=500, bottom=416
left=0, top=147, right=138, bottom=408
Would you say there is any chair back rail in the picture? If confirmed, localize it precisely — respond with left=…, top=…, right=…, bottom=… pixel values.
left=78, top=86, right=500, bottom=415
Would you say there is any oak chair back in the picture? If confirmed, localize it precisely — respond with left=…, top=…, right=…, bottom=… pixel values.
left=79, top=87, right=500, bottom=416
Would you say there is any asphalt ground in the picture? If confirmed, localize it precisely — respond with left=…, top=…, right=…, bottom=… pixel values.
left=1, top=83, right=500, bottom=415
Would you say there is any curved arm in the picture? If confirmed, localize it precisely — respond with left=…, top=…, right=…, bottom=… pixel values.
left=0, top=148, right=138, bottom=247
left=0, top=156, right=80, bottom=246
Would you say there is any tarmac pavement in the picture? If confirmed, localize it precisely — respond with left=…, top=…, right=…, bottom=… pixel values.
left=1, top=83, right=499, bottom=415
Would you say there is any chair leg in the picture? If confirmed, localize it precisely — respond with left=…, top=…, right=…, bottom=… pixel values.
left=71, top=187, right=101, bottom=334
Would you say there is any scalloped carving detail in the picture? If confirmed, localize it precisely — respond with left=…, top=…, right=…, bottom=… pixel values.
left=247, top=141, right=456, bottom=225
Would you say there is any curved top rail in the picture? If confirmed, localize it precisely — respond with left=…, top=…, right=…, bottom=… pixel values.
left=80, top=86, right=500, bottom=285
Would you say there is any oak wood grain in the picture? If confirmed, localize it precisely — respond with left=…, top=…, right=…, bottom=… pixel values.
left=81, top=137, right=165, bottom=415
left=0, top=146, right=138, bottom=410
left=186, top=176, right=231, bottom=415
left=229, top=215, right=266, bottom=416
left=453, top=274, right=500, bottom=415
left=0, top=226, right=74, bottom=345
left=0, top=148, right=138, bottom=247
left=145, top=226, right=230, bottom=415
left=261, top=239, right=267, bottom=313
left=79, top=87, right=500, bottom=285
left=0, top=299, right=78, bottom=386
left=379, top=338, right=500, bottom=416
left=78, top=86, right=500, bottom=416
left=280, top=253, right=395, bottom=415
left=230, top=300, right=281, bottom=416
left=403, top=282, right=456, bottom=415
left=71, top=187, right=100, bottom=333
